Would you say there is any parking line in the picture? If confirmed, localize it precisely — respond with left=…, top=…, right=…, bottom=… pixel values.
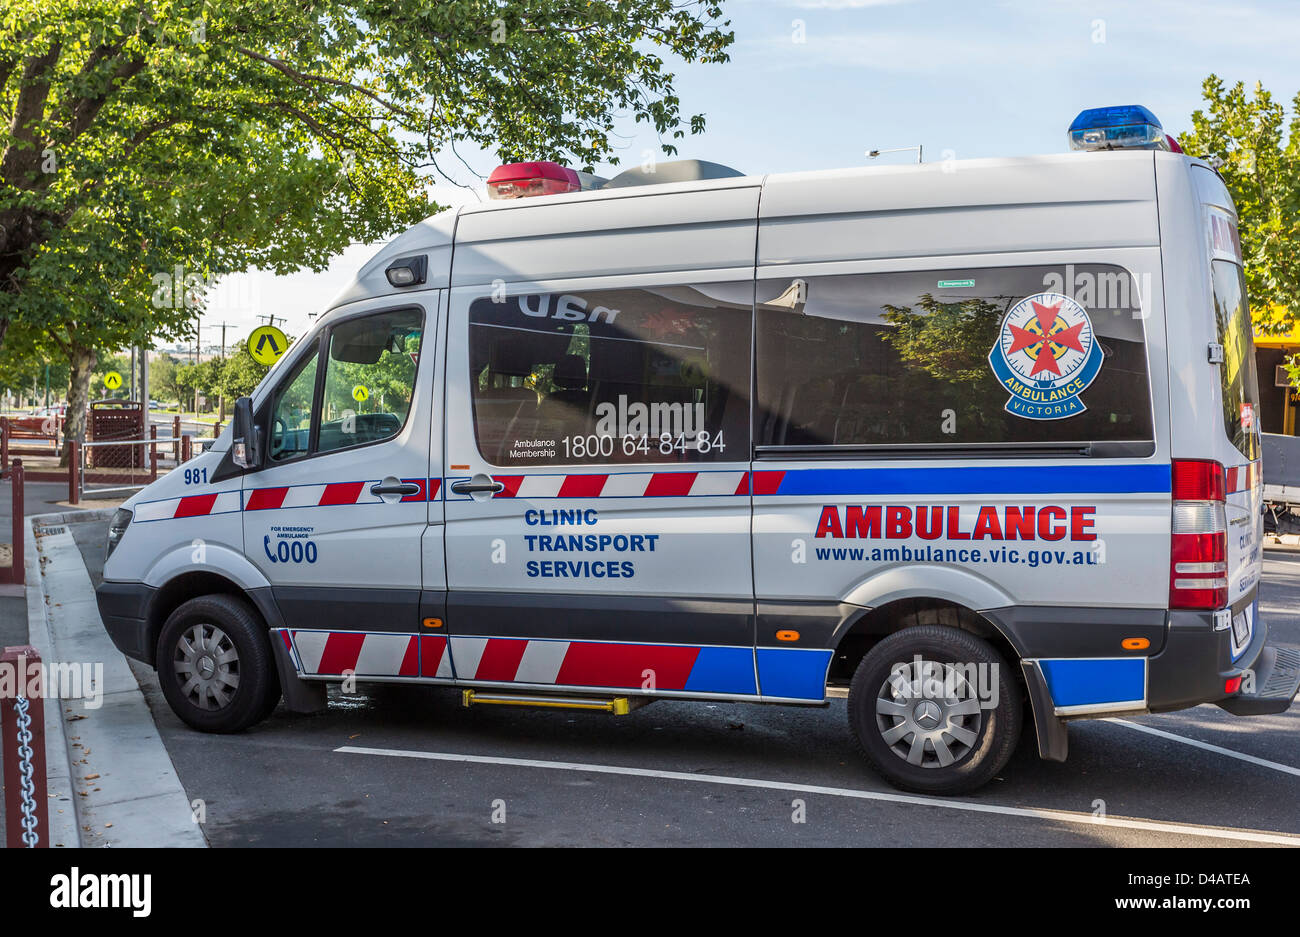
left=1105, top=718, right=1300, bottom=778
left=336, top=746, right=1300, bottom=846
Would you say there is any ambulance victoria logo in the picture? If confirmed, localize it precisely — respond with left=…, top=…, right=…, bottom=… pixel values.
left=987, top=291, right=1103, bottom=420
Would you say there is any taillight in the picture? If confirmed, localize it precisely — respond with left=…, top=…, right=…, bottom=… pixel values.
left=1169, top=459, right=1227, bottom=610
left=487, top=161, right=581, bottom=199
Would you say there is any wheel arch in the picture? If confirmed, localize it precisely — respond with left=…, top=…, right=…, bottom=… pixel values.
left=140, top=547, right=282, bottom=667
left=829, top=595, right=1025, bottom=687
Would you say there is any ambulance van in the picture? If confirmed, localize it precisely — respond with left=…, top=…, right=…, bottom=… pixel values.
left=96, top=106, right=1299, bottom=794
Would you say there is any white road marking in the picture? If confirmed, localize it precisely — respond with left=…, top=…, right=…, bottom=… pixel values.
left=1105, top=718, right=1300, bottom=777
left=335, top=746, right=1300, bottom=846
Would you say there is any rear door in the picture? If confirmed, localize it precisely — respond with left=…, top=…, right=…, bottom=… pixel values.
left=1203, top=197, right=1262, bottom=656
left=243, top=300, right=434, bottom=680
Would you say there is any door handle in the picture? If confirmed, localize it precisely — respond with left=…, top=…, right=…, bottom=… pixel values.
left=451, top=478, right=505, bottom=495
left=370, top=481, right=422, bottom=497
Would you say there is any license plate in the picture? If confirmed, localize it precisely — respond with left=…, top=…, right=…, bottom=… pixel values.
left=1232, top=612, right=1248, bottom=646
left=1231, top=604, right=1253, bottom=654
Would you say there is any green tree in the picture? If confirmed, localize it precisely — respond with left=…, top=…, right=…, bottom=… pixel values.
left=173, top=362, right=199, bottom=410
left=90, top=352, right=131, bottom=399
left=149, top=353, right=178, bottom=404
left=0, top=0, right=734, bottom=351
left=0, top=329, right=69, bottom=406
left=219, top=344, right=271, bottom=400
left=1180, top=76, right=1300, bottom=338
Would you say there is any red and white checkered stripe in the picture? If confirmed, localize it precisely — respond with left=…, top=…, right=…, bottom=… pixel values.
left=448, top=636, right=702, bottom=689
left=245, top=478, right=436, bottom=511
left=1225, top=461, right=1260, bottom=495
left=483, top=471, right=754, bottom=499
left=288, top=630, right=453, bottom=678
left=133, top=490, right=242, bottom=522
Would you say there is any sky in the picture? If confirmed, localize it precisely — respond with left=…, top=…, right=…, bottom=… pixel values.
left=203, top=0, right=1300, bottom=347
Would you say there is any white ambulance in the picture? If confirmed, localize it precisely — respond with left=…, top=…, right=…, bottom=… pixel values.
left=97, top=105, right=1298, bottom=794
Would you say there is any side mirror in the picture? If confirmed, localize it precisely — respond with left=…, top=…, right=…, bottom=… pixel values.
left=232, top=397, right=261, bottom=469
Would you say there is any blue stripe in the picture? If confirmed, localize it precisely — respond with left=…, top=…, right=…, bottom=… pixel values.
left=685, top=646, right=758, bottom=695
left=756, top=648, right=833, bottom=700
left=1039, top=658, right=1146, bottom=707
left=774, top=464, right=1170, bottom=497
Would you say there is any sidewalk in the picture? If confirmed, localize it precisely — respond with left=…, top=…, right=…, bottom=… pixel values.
left=0, top=487, right=125, bottom=847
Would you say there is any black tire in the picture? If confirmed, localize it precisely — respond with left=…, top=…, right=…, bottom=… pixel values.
left=156, top=594, right=281, bottom=733
left=847, top=625, right=1021, bottom=795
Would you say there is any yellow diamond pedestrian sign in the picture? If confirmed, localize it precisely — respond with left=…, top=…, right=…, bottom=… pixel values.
left=248, top=326, right=290, bottom=365
left=103, top=371, right=123, bottom=391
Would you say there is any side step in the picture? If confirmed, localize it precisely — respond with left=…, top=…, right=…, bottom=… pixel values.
left=461, top=689, right=653, bottom=715
left=1217, top=645, right=1300, bottom=716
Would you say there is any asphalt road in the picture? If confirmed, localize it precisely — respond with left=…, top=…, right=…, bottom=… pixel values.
left=72, top=521, right=1300, bottom=847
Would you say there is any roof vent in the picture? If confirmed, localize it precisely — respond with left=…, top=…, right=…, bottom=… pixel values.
left=603, top=159, right=744, bottom=189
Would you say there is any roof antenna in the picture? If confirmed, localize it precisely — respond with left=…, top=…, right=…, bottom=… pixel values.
left=866, top=145, right=923, bottom=164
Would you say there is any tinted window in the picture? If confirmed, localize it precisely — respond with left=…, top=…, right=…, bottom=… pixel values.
left=265, top=308, right=423, bottom=462
left=1212, top=260, right=1259, bottom=461
left=469, top=285, right=751, bottom=465
left=268, top=343, right=319, bottom=462
left=318, top=309, right=423, bottom=454
left=755, top=266, right=1153, bottom=449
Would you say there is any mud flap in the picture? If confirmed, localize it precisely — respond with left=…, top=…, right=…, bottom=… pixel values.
left=1021, top=659, right=1069, bottom=762
left=271, top=630, right=328, bottom=714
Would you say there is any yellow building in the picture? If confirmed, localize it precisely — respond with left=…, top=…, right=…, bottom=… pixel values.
left=1254, top=309, right=1300, bottom=435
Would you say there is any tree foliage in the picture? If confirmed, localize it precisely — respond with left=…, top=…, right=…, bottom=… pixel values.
left=0, top=0, right=734, bottom=353
left=1180, top=76, right=1300, bottom=333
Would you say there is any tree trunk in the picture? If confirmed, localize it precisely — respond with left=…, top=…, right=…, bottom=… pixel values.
left=60, top=344, right=95, bottom=466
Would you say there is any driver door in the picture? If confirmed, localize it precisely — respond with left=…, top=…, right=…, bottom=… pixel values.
left=242, top=301, right=435, bottom=677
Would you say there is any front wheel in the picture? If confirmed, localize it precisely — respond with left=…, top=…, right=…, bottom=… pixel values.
left=156, top=594, right=281, bottom=733
left=848, top=625, right=1022, bottom=795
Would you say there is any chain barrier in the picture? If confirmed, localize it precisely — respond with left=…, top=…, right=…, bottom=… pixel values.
left=14, top=696, right=39, bottom=847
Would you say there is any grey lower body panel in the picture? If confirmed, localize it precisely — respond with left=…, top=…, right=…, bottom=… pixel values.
left=446, top=590, right=755, bottom=646
left=272, top=585, right=420, bottom=633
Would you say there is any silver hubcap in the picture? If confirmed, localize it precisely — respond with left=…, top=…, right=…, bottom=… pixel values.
left=875, top=659, right=983, bottom=768
left=174, top=623, right=240, bottom=710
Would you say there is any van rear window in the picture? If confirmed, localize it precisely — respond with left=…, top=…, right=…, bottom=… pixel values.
left=1211, top=260, right=1260, bottom=461
left=755, top=265, right=1155, bottom=452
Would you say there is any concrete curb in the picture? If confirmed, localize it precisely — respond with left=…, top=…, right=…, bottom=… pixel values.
left=33, top=507, right=117, bottom=528
left=29, top=511, right=205, bottom=848
left=24, top=519, right=80, bottom=848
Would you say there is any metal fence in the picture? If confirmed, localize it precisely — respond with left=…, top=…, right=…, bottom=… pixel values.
left=74, top=431, right=219, bottom=501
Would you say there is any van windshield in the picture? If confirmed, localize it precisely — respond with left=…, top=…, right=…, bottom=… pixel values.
left=1212, top=260, right=1260, bottom=461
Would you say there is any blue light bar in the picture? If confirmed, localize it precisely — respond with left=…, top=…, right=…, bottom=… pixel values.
left=1068, top=105, right=1172, bottom=151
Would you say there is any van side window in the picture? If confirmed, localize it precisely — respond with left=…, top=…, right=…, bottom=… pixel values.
left=755, top=265, right=1154, bottom=449
left=318, top=309, right=423, bottom=454
left=268, top=342, right=319, bottom=462
left=468, top=285, right=751, bottom=466
left=1211, top=260, right=1259, bottom=461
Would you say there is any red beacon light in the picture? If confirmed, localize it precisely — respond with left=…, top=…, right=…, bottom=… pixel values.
left=487, top=161, right=583, bottom=200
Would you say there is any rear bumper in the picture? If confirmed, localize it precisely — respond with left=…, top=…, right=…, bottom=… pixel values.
left=1146, top=600, right=1280, bottom=714
left=990, top=595, right=1292, bottom=719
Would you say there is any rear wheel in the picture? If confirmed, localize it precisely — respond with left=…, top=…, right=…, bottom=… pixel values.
left=156, top=594, right=280, bottom=733
left=848, top=625, right=1021, bottom=795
